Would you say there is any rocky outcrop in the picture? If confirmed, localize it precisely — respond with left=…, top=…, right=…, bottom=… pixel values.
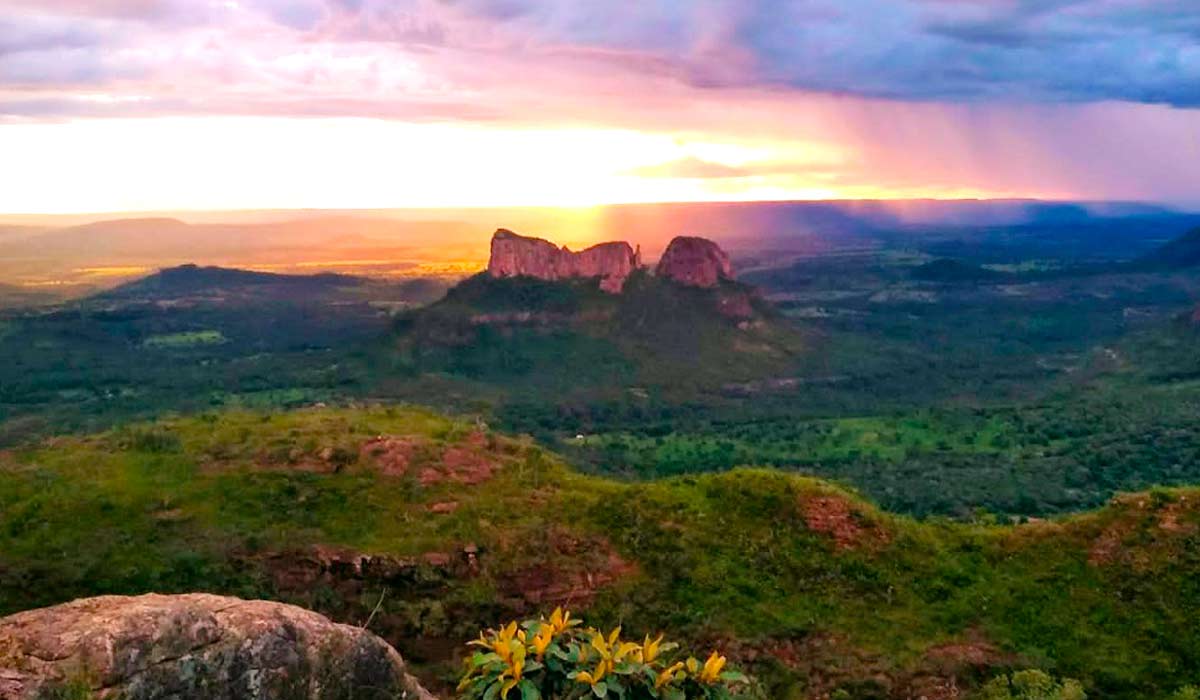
left=0, top=593, right=436, bottom=700
left=655, top=236, right=734, bottom=288
left=488, top=229, right=640, bottom=293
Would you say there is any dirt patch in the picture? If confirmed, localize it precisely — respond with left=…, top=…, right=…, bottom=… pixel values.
left=248, top=443, right=361, bottom=475
left=1089, top=494, right=1197, bottom=567
left=1158, top=497, right=1198, bottom=534
left=499, top=533, right=637, bottom=610
left=924, top=631, right=1012, bottom=669
left=428, top=501, right=459, bottom=514
left=360, top=431, right=504, bottom=486
left=1089, top=521, right=1128, bottom=566
left=733, top=632, right=1007, bottom=699
left=434, top=444, right=501, bottom=485
left=359, top=436, right=428, bottom=477
left=731, top=633, right=893, bottom=699
left=801, top=495, right=891, bottom=550
left=249, top=544, right=473, bottom=595
left=902, top=676, right=964, bottom=700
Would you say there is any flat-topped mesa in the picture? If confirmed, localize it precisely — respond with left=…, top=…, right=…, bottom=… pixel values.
left=488, top=228, right=640, bottom=293
left=655, top=235, right=734, bottom=288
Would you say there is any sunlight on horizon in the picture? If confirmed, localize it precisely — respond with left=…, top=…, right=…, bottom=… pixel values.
left=0, top=117, right=1020, bottom=215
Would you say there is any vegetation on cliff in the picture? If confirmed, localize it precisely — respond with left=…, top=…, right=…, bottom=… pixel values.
left=1, top=406, right=1197, bottom=698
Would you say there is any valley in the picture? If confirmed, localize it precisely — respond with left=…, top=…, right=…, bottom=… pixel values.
left=2, top=207, right=1200, bottom=698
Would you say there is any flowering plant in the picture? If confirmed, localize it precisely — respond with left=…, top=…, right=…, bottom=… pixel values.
left=457, top=608, right=747, bottom=700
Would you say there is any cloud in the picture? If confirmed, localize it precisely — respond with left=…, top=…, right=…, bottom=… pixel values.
left=628, top=157, right=753, bottom=179
left=3, top=0, right=1198, bottom=115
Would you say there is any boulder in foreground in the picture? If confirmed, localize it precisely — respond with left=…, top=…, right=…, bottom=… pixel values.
left=0, top=593, right=435, bottom=700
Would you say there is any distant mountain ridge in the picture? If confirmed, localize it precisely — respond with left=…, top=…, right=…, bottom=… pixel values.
left=98, top=264, right=449, bottom=307
left=108, top=264, right=361, bottom=293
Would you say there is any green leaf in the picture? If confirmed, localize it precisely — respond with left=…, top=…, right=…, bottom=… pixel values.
left=483, top=680, right=501, bottom=700
left=592, top=681, right=608, bottom=698
left=518, top=679, right=541, bottom=700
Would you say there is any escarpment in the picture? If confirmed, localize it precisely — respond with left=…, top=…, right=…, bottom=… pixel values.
left=486, top=229, right=739, bottom=293
left=487, top=229, right=640, bottom=293
left=654, top=235, right=734, bottom=288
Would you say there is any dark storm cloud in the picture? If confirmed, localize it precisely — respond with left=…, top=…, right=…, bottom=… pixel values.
left=440, top=0, right=1200, bottom=107
left=2, top=0, right=1198, bottom=108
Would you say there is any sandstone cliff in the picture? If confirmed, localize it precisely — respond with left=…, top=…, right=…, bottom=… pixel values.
left=487, top=229, right=639, bottom=293
left=0, top=593, right=436, bottom=700
left=655, top=236, right=734, bottom=288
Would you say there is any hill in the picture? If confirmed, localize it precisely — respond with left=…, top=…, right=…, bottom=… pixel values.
left=397, top=270, right=803, bottom=396
left=1137, top=227, right=1200, bottom=269
left=103, top=263, right=363, bottom=300
left=394, top=230, right=806, bottom=400
left=96, top=263, right=450, bottom=306
left=0, top=406, right=1196, bottom=698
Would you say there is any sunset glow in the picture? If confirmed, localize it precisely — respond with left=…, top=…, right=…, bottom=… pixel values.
left=2, top=1, right=1199, bottom=212
left=3, top=116, right=1024, bottom=214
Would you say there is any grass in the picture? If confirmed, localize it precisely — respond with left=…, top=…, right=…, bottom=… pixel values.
left=0, top=406, right=1197, bottom=698
left=143, top=330, right=227, bottom=348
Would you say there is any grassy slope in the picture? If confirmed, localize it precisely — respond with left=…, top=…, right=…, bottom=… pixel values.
left=0, top=407, right=1197, bottom=698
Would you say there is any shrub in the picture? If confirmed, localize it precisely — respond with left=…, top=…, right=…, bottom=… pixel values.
left=457, top=608, right=748, bottom=699
left=977, top=670, right=1086, bottom=700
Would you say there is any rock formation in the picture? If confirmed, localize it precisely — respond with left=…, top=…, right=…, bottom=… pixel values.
left=486, top=229, right=739, bottom=293
left=488, top=229, right=640, bottom=293
left=0, top=593, right=436, bottom=700
left=655, top=236, right=734, bottom=288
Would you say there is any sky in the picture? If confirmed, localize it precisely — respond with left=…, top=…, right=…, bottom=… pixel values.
left=0, top=0, right=1198, bottom=213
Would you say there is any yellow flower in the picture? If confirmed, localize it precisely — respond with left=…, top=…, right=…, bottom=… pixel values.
left=698, top=651, right=727, bottom=684
left=530, top=623, right=555, bottom=660
left=615, top=641, right=641, bottom=664
left=655, top=661, right=685, bottom=689
left=499, top=658, right=524, bottom=698
left=574, top=660, right=608, bottom=686
left=641, top=633, right=664, bottom=663
left=548, top=607, right=580, bottom=634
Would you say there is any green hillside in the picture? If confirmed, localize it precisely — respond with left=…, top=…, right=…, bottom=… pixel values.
left=395, top=271, right=805, bottom=397
left=1, top=406, right=1197, bottom=699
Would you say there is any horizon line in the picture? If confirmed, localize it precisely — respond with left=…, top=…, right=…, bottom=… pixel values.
left=1, top=196, right=1194, bottom=226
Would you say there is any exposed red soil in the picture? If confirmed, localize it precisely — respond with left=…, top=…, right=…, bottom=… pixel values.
left=1089, top=494, right=1198, bottom=567
left=902, top=676, right=964, bottom=700
left=1158, top=498, right=1198, bottom=534
left=249, top=446, right=342, bottom=474
left=1089, top=521, right=1128, bottom=565
left=499, top=531, right=637, bottom=610
left=801, top=495, right=891, bottom=550
left=428, top=501, right=459, bottom=514
left=730, top=632, right=1008, bottom=700
left=726, top=633, right=892, bottom=699
left=359, top=436, right=426, bottom=476
left=360, top=430, right=503, bottom=486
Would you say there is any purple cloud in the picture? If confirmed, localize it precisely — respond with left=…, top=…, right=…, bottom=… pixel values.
left=1, top=0, right=1198, bottom=121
